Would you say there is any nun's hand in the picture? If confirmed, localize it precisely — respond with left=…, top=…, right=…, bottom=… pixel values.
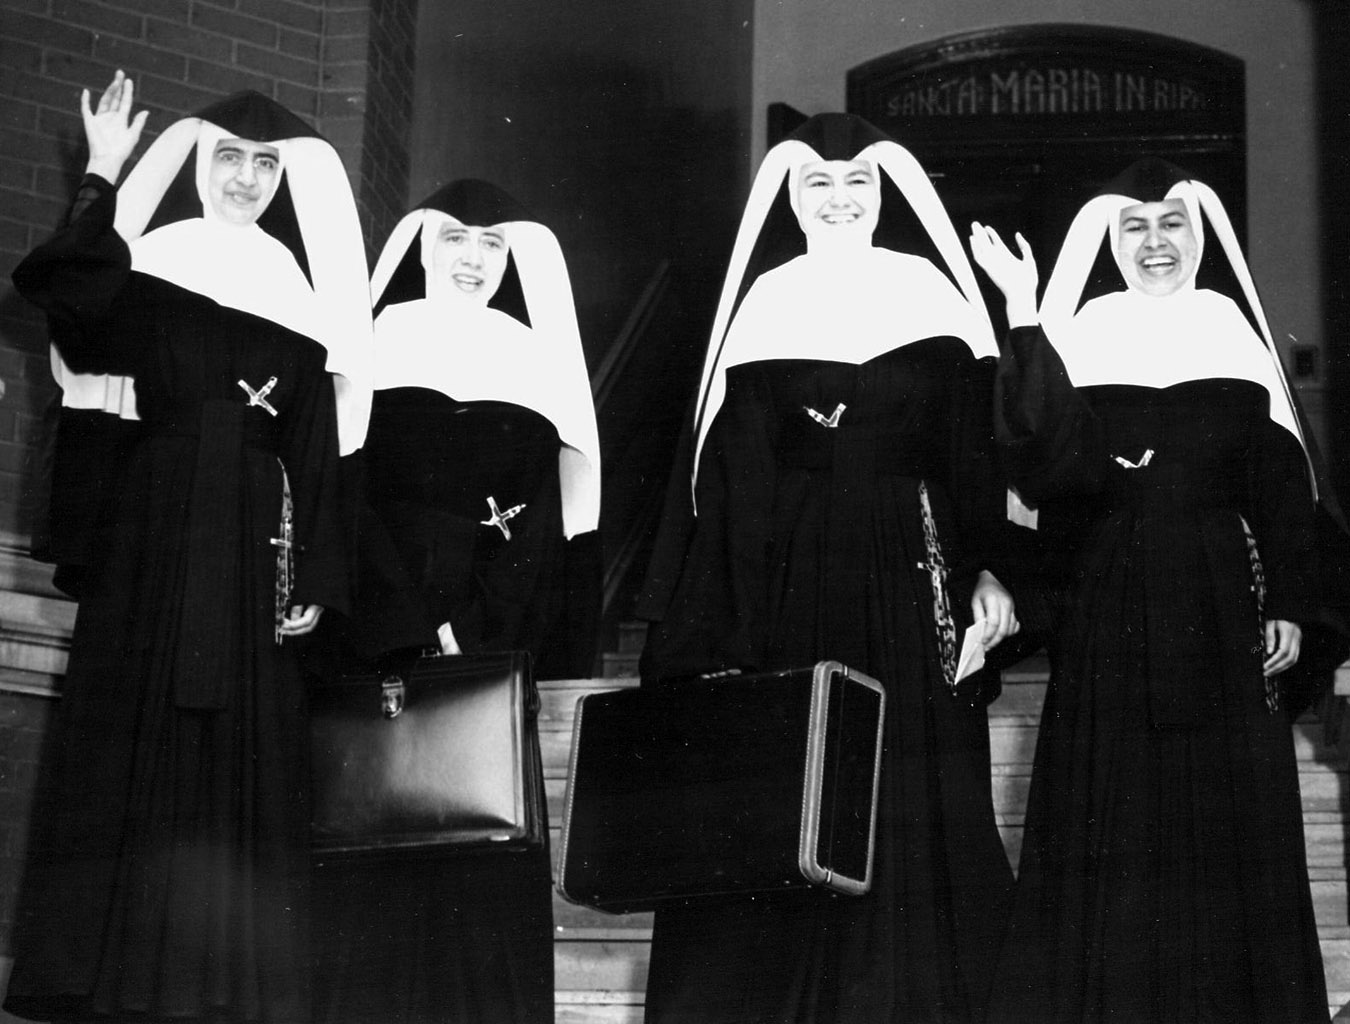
left=1262, top=619, right=1302, bottom=677
left=972, top=570, right=1020, bottom=651
left=280, top=604, right=324, bottom=637
left=969, top=222, right=1039, bottom=328
left=81, top=70, right=149, bottom=183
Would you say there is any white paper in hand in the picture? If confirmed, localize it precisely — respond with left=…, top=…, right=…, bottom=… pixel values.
left=955, top=619, right=987, bottom=682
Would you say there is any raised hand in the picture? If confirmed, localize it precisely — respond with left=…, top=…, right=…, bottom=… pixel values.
left=81, top=70, right=149, bottom=184
left=969, top=222, right=1039, bottom=327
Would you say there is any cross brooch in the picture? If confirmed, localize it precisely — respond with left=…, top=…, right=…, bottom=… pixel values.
left=804, top=402, right=847, bottom=429
left=1112, top=448, right=1154, bottom=470
left=481, top=496, right=527, bottom=541
left=238, top=376, right=279, bottom=416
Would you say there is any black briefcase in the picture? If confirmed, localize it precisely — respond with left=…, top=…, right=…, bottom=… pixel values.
left=309, top=651, right=545, bottom=857
left=557, top=661, right=885, bottom=913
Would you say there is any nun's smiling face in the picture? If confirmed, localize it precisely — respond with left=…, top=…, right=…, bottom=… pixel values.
left=795, top=158, right=880, bottom=248
left=431, top=222, right=509, bottom=303
left=207, top=139, right=280, bottom=226
left=1116, top=198, right=1198, bottom=298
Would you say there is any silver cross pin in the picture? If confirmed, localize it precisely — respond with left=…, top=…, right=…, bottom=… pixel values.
left=238, top=376, right=279, bottom=416
left=481, top=496, right=527, bottom=541
left=804, top=402, right=847, bottom=428
left=1113, top=447, right=1154, bottom=470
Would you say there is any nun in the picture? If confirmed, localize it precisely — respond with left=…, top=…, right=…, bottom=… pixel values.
left=5, top=74, right=368, bottom=1023
left=970, top=158, right=1331, bottom=1022
left=639, top=113, right=1019, bottom=1024
left=311, top=179, right=600, bottom=1024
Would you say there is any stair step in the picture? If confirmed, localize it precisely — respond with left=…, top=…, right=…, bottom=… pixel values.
left=600, top=652, right=641, bottom=679
left=549, top=876, right=1350, bottom=935
left=538, top=715, right=1346, bottom=773
left=546, top=833, right=1350, bottom=926
left=555, top=994, right=645, bottom=1023
left=539, top=675, right=1350, bottom=1017
left=615, top=622, right=648, bottom=654
left=542, top=771, right=1350, bottom=834
left=548, top=936, right=1350, bottom=1002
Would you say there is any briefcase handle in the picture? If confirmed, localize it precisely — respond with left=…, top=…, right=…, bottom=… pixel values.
left=364, top=650, right=539, bottom=722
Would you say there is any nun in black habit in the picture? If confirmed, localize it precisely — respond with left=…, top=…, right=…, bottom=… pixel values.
left=311, top=180, right=601, bottom=1024
left=5, top=75, right=369, bottom=1023
left=970, top=158, right=1334, bottom=1022
left=638, top=113, right=1019, bottom=1024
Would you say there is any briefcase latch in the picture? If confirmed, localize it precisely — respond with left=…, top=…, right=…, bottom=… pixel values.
left=380, top=675, right=406, bottom=719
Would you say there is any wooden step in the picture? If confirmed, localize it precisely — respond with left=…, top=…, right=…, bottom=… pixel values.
left=540, top=678, right=1346, bottom=768
left=549, top=936, right=1350, bottom=1007
left=540, top=713, right=1347, bottom=775
left=555, top=994, right=645, bottom=1023
left=542, top=770, right=1350, bottom=839
left=550, top=875, right=1350, bottom=936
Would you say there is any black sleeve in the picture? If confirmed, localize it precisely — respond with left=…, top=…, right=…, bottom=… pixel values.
left=994, top=325, right=1108, bottom=504
left=1246, top=414, right=1318, bottom=626
left=280, top=348, right=350, bottom=618
left=340, top=450, right=441, bottom=660
left=944, top=350, right=1013, bottom=604
left=12, top=174, right=136, bottom=375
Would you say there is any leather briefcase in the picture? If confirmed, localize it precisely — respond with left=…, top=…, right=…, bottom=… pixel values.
left=309, top=650, right=546, bottom=857
left=557, top=660, right=885, bottom=913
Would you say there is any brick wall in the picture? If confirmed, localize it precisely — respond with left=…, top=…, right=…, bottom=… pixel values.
left=0, top=0, right=418, bottom=959
left=0, top=0, right=418, bottom=542
left=0, top=692, right=56, bottom=955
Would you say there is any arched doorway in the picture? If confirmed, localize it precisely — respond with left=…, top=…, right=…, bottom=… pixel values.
left=842, top=24, right=1247, bottom=278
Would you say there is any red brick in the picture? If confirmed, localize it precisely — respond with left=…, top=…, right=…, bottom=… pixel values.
left=5, top=11, right=96, bottom=55
left=274, top=80, right=319, bottom=118
left=145, top=18, right=232, bottom=62
left=0, top=95, right=39, bottom=133
left=190, top=3, right=278, bottom=48
left=317, top=114, right=361, bottom=149
left=278, top=27, right=321, bottom=61
left=321, top=33, right=367, bottom=63
left=317, top=88, right=363, bottom=118
left=0, top=318, right=49, bottom=359
left=0, top=219, right=29, bottom=253
left=134, top=76, right=224, bottom=118
left=10, top=410, right=36, bottom=446
left=319, top=60, right=366, bottom=90
left=36, top=103, right=85, bottom=143
left=236, top=0, right=323, bottom=34
left=323, top=8, right=368, bottom=36
left=0, top=376, right=52, bottom=416
left=0, top=159, right=33, bottom=191
left=33, top=165, right=81, bottom=203
left=1, top=38, right=44, bottom=74
left=235, top=41, right=318, bottom=85
left=186, top=58, right=273, bottom=97
left=40, top=50, right=119, bottom=91
left=0, top=188, right=66, bottom=230
left=0, top=347, right=31, bottom=385
left=93, top=34, right=188, bottom=81
left=131, top=0, right=192, bottom=21
left=51, top=0, right=145, bottom=40
left=5, top=66, right=85, bottom=116
left=0, top=441, right=27, bottom=475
